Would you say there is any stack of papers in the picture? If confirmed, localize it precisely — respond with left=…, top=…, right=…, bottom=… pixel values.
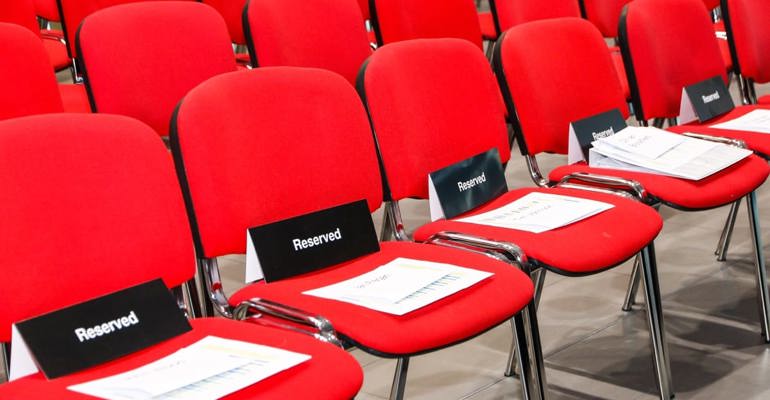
left=304, top=258, right=493, bottom=315
left=455, top=192, right=614, bottom=233
left=589, top=126, right=752, bottom=180
left=710, top=109, right=770, bottom=134
left=68, top=336, right=310, bottom=400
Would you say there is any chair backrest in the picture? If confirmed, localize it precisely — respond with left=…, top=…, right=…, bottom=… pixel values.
left=171, top=68, right=383, bottom=258
left=58, top=0, right=194, bottom=59
left=0, top=23, right=63, bottom=120
left=201, top=0, right=247, bottom=45
left=243, top=0, right=372, bottom=85
left=722, top=0, right=770, bottom=83
left=358, top=38, right=509, bottom=201
left=0, top=113, right=195, bottom=343
left=581, top=0, right=632, bottom=37
left=0, top=0, right=42, bottom=35
left=703, top=0, right=720, bottom=10
left=619, top=0, right=727, bottom=121
left=358, top=0, right=370, bottom=20
left=36, top=0, right=60, bottom=21
left=370, top=0, right=483, bottom=49
left=494, top=18, right=628, bottom=157
left=492, top=0, right=581, bottom=32
left=76, top=1, right=237, bottom=136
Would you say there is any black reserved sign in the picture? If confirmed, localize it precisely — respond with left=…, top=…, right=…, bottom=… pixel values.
left=429, top=148, right=508, bottom=219
left=571, top=109, right=628, bottom=160
left=684, top=75, right=734, bottom=122
left=15, top=279, right=191, bottom=379
left=248, top=199, right=380, bottom=283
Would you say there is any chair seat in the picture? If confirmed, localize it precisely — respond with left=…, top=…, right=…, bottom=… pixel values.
left=413, top=187, right=661, bottom=275
left=58, top=84, right=91, bottom=113
left=42, top=37, right=70, bottom=71
left=609, top=48, right=630, bottom=99
left=229, top=241, right=534, bottom=356
left=549, top=154, right=769, bottom=210
left=759, top=95, right=770, bottom=105
left=668, top=104, right=770, bottom=156
left=0, top=318, right=363, bottom=399
left=40, top=29, right=64, bottom=40
left=478, top=11, right=497, bottom=40
left=235, top=52, right=251, bottom=65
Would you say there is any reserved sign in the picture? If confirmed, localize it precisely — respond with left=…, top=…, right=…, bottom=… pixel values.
left=567, top=108, right=628, bottom=164
left=679, top=75, right=734, bottom=124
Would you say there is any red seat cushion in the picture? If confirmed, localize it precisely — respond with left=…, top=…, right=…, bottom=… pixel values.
left=42, top=37, right=70, bottom=71
left=610, top=47, right=631, bottom=99
left=414, top=187, right=662, bottom=275
left=229, top=241, right=534, bottom=356
left=667, top=104, right=770, bottom=156
left=548, top=155, right=769, bottom=210
left=759, top=95, right=770, bottom=104
left=0, top=318, right=363, bottom=399
left=478, top=11, right=497, bottom=40
left=58, top=84, right=91, bottom=113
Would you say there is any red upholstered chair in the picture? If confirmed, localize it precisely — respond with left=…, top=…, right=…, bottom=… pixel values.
left=0, top=23, right=89, bottom=117
left=34, top=0, right=64, bottom=40
left=700, top=0, right=734, bottom=71
left=370, top=0, right=484, bottom=49
left=201, top=0, right=251, bottom=66
left=581, top=0, right=632, bottom=38
left=721, top=0, right=770, bottom=105
left=0, top=0, right=69, bottom=72
left=171, top=67, right=546, bottom=400
left=76, top=1, right=237, bottom=136
left=0, top=113, right=364, bottom=398
left=359, top=37, right=668, bottom=398
left=494, top=19, right=770, bottom=398
left=243, top=0, right=372, bottom=85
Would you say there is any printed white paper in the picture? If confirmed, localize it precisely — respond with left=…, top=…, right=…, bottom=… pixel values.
left=303, top=258, right=493, bottom=315
left=710, top=109, right=770, bottom=134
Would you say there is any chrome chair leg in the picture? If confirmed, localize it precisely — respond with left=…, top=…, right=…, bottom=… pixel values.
left=389, top=357, right=410, bottom=400
left=504, top=317, right=518, bottom=377
left=513, top=303, right=548, bottom=400
left=380, top=209, right=394, bottom=241
left=505, top=268, right=547, bottom=377
left=1, top=342, right=8, bottom=383
left=532, top=269, right=547, bottom=309
left=746, top=192, right=770, bottom=341
left=715, top=200, right=740, bottom=262
left=640, top=243, right=674, bottom=400
left=622, top=254, right=642, bottom=311
left=195, top=258, right=214, bottom=317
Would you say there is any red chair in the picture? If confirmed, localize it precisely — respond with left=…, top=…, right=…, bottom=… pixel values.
left=0, top=23, right=89, bottom=117
left=358, top=37, right=668, bottom=398
left=493, top=19, right=770, bottom=398
left=76, top=1, right=237, bottom=136
left=0, top=113, right=364, bottom=399
left=370, top=0, right=484, bottom=49
left=243, top=0, right=372, bottom=85
left=201, top=0, right=251, bottom=66
left=171, top=67, right=547, bottom=400
left=702, top=0, right=734, bottom=71
left=0, top=0, right=69, bottom=72
left=34, top=0, right=64, bottom=39
left=581, top=0, right=632, bottom=38
left=721, top=0, right=770, bottom=104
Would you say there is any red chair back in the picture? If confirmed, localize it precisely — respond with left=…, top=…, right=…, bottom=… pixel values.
left=202, top=0, right=247, bottom=45
left=76, top=1, right=237, bottom=136
left=0, top=114, right=195, bottom=342
left=582, top=0, right=632, bottom=37
left=371, top=0, right=483, bottom=49
left=0, top=0, right=42, bottom=35
left=358, top=38, right=510, bottom=201
left=619, top=0, right=726, bottom=120
left=492, top=0, right=581, bottom=32
left=723, top=0, right=770, bottom=83
left=243, top=0, right=372, bottom=85
left=171, top=68, right=383, bottom=258
left=35, top=0, right=60, bottom=21
left=494, top=18, right=628, bottom=156
left=0, top=23, right=63, bottom=119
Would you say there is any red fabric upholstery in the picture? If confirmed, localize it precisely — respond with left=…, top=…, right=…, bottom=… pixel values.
left=58, top=84, right=92, bottom=113
left=230, top=241, right=534, bottom=355
left=371, top=0, right=483, bottom=48
left=666, top=104, right=770, bottom=155
left=0, top=114, right=195, bottom=343
left=611, top=48, right=631, bottom=99
left=723, top=0, right=770, bottom=83
left=360, top=39, right=509, bottom=200
left=550, top=156, right=769, bottom=210
left=495, top=18, right=628, bottom=156
left=35, top=0, right=60, bottom=21
left=172, top=68, right=383, bottom=258
left=42, top=36, right=70, bottom=71
left=202, top=0, right=247, bottom=44
left=702, top=0, right=720, bottom=9
left=413, top=187, right=662, bottom=274
left=358, top=0, right=370, bottom=20
left=582, top=0, right=632, bottom=37
left=0, top=318, right=363, bottom=399
left=759, top=95, right=770, bottom=104
left=478, top=10, right=497, bottom=40
left=244, top=0, right=372, bottom=85
left=620, top=0, right=728, bottom=120
left=0, top=0, right=70, bottom=71
left=76, top=1, right=237, bottom=136
left=0, top=23, right=64, bottom=119
left=492, top=0, right=581, bottom=32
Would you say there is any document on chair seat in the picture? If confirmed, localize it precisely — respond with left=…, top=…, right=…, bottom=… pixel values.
left=454, top=192, right=613, bottom=234
left=709, top=109, right=770, bottom=134
left=303, top=258, right=493, bottom=316
left=590, top=127, right=752, bottom=180
left=67, top=336, right=311, bottom=400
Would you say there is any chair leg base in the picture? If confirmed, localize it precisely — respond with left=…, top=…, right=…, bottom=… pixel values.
left=389, top=357, right=409, bottom=400
left=715, top=200, right=740, bottom=262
